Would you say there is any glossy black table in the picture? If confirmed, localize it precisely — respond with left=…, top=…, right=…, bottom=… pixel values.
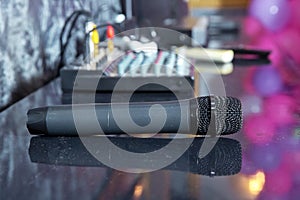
left=0, top=64, right=267, bottom=200
left=1, top=22, right=300, bottom=200
left=0, top=77, right=244, bottom=200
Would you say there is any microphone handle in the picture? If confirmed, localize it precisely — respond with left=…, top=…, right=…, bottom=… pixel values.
left=27, top=99, right=198, bottom=136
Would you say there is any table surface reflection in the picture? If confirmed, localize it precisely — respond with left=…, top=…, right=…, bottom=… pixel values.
left=0, top=78, right=245, bottom=200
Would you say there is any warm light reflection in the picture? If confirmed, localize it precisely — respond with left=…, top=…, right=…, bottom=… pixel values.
left=248, top=171, right=265, bottom=196
left=134, top=185, right=143, bottom=199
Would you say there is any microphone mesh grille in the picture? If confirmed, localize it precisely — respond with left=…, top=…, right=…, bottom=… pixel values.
left=191, top=138, right=242, bottom=176
left=196, top=97, right=211, bottom=133
left=197, top=96, right=242, bottom=135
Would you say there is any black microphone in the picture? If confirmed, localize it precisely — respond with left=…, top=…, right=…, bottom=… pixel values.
left=26, top=96, right=242, bottom=136
left=29, top=136, right=242, bottom=176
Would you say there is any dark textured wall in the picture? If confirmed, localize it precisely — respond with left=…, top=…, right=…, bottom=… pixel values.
left=0, top=0, right=120, bottom=111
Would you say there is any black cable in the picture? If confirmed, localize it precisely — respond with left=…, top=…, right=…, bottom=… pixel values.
left=58, top=10, right=91, bottom=69
left=59, top=10, right=90, bottom=56
left=58, top=9, right=122, bottom=72
left=62, top=11, right=90, bottom=53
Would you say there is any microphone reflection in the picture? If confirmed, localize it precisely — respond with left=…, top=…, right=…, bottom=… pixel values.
left=29, top=136, right=241, bottom=177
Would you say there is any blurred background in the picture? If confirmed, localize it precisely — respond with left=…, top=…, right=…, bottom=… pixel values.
left=0, top=0, right=250, bottom=111
left=1, top=0, right=300, bottom=199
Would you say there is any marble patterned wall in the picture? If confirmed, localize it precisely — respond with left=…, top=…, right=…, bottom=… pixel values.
left=0, top=0, right=120, bottom=111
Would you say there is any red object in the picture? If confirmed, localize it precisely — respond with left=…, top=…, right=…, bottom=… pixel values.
left=106, top=25, right=115, bottom=39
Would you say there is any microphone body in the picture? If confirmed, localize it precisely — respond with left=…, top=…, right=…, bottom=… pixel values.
left=27, top=96, right=242, bottom=136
